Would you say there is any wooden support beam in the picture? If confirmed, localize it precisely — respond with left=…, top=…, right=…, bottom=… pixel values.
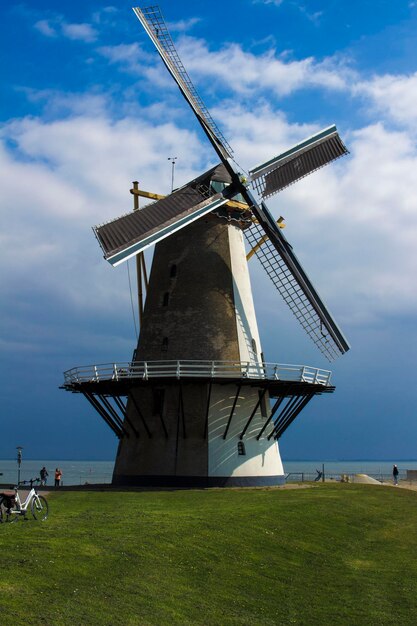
left=82, top=392, right=122, bottom=438
left=131, top=182, right=149, bottom=327
left=98, top=395, right=130, bottom=438
left=267, top=396, right=300, bottom=440
left=256, top=395, right=286, bottom=440
left=274, top=393, right=314, bottom=440
left=225, top=199, right=248, bottom=210
left=113, top=395, right=140, bottom=438
left=130, top=187, right=166, bottom=201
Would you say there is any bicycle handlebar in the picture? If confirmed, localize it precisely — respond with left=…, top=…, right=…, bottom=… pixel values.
left=18, top=478, right=41, bottom=486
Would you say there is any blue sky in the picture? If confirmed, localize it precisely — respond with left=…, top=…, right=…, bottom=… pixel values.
left=1, top=1, right=417, bottom=462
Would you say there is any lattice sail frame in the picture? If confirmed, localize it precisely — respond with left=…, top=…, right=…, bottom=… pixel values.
left=243, top=220, right=343, bottom=361
left=133, top=6, right=233, bottom=160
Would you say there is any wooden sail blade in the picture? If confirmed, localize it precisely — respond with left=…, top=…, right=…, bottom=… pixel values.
left=94, top=188, right=229, bottom=266
left=249, top=125, right=348, bottom=199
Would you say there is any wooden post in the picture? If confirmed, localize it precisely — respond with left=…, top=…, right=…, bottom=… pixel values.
left=141, top=252, right=149, bottom=289
left=132, top=182, right=144, bottom=328
left=132, top=181, right=139, bottom=211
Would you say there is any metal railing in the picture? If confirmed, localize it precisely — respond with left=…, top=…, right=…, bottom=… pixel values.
left=63, top=360, right=332, bottom=386
left=285, top=470, right=408, bottom=483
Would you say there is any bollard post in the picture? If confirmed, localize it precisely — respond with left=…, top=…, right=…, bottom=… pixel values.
left=16, top=446, right=23, bottom=485
left=322, top=463, right=325, bottom=482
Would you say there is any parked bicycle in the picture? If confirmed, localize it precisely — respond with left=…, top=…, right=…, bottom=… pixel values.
left=0, top=478, right=48, bottom=522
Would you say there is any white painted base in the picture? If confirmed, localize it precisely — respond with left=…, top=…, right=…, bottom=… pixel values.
left=208, top=384, right=284, bottom=478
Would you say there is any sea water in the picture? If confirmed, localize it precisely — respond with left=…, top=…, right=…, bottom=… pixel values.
left=0, top=460, right=114, bottom=487
left=1, top=459, right=416, bottom=486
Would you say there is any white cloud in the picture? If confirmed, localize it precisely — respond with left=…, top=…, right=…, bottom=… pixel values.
left=92, top=6, right=118, bottom=25
left=33, top=13, right=98, bottom=43
left=34, top=19, right=57, bottom=37
left=98, top=43, right=147, bottom=72
left=212, top=102, right=318, bottom=168
left=167, top=17, right=202, bottom=33
left=61, top=21, right=97, bottom=42
left=99, top=33, right=351, bottom=97
left=354, top=72, right=417, bottom=130
left=97, top=43, right=181, bottom=91
left=253, top=0, right=284, bottom=6
left=22, top=88, right=109, bottom=118
left=252, top=0, right=322, bottom=24
left=178, top=37, right=349, bottom=96
left=0, top=98, right=207, bottom=340
left=1, top=113, right=202, bottom=218
left=105, top=29, right=414, bottom=141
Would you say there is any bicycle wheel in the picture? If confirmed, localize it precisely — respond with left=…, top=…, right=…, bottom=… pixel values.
left=31, top=495, right=49, bottom=521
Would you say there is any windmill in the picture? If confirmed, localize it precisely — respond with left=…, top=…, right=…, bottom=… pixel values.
left=62, top=6, right=350, bottom=487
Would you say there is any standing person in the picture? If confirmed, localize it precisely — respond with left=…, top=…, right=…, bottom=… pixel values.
left=54, top=467, right=62, bottom=487
left=40, top=466, right=49, bottom=486
left=393, top=464, right=399, bottom=485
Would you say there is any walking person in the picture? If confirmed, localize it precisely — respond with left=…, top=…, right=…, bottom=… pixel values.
left=54, top=467, right=62, bottom=487
left=40, top=466, right=49, bottom=486
left=393, top=464, right=399, bottom=486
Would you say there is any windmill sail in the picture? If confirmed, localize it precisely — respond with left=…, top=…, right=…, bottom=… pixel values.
left=244, top=204, right=350, bottom=360
left=133, top=6, right=233, bottom=161
left=249, top=126, right=348, bottom=199
left=94, top=172, right=229, bottom=266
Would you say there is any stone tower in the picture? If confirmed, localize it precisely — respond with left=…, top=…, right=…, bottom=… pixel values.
left=112, top=166, right=284, bottom=486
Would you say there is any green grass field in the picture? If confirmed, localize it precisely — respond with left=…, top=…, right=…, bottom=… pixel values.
left=1, top=484, right=417, bottom=625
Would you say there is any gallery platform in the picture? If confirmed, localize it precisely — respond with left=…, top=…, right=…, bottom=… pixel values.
left=62, top=360, right=334, bottom=441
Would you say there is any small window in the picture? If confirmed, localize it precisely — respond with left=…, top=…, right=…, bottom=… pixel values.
left=163, top=292, right=169, bottom=306
left=251, top=338, right=257, bottom=354
left=162, top=337, right=169, bottom=352
left=237, top=441, right=246, bottom=456
left=258, top=390, right=268, bottom=418
left=152, top=389, right=165, bottom=415
left=170, top=264, right=177, bottom=278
